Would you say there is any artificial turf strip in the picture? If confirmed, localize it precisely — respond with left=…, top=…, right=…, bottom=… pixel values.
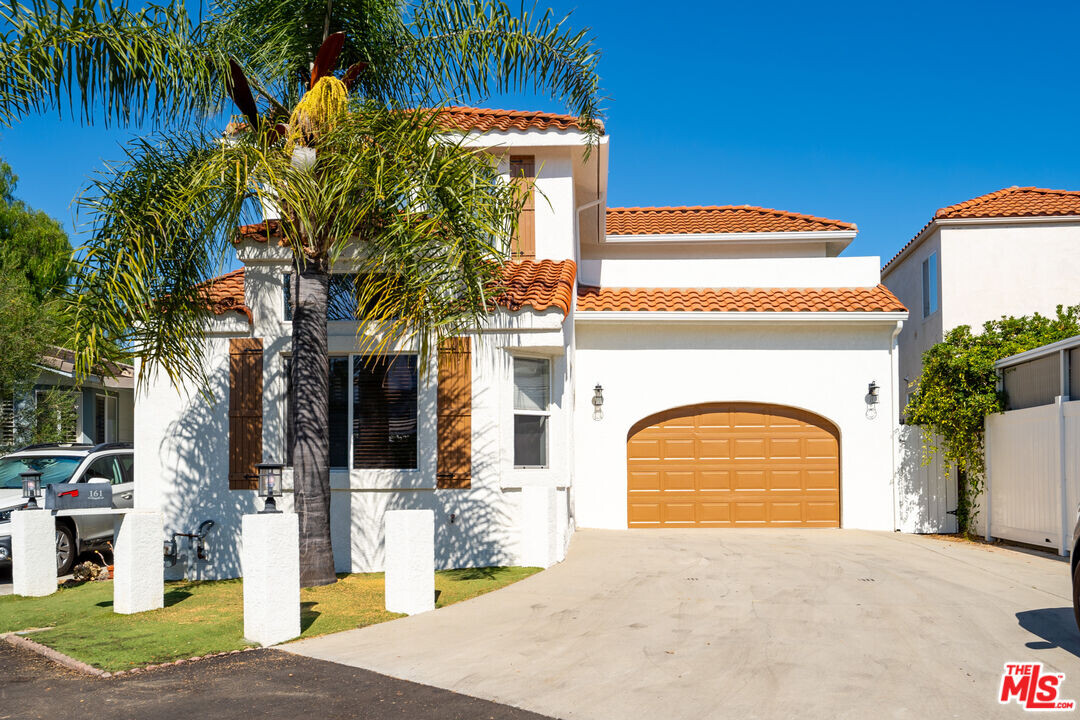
left=0, top=566, right=540, bottom=672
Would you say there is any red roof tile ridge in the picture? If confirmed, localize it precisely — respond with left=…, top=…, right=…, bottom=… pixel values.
left=436, top=106, right=604, bottom=134
left=605, top=205, right=857, bottom=232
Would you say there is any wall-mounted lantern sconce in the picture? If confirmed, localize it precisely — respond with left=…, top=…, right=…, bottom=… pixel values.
left=592, top=384, right=604, bottom=421
left=20, top=470, right=42, bottom=510
left=256, top=462, right=284, bottom=513
left=867, top=381, right=880, bottom=405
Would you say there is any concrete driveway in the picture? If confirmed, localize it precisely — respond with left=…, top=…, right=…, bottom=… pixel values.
left=285, top=529, right=1080, bottom=720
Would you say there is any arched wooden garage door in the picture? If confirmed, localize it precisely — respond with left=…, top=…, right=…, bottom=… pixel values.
left=627, top=404, right=840, bottom=528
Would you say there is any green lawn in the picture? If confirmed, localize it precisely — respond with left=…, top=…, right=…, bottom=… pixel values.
left=0, top=566, right=540, bottom=672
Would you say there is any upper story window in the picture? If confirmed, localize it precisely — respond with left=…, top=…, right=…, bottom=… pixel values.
left=285, top=355, right=418, bottom=470
left=921, top=252, right=939, bottom=318
left=513, top=357, right=549, bottom=468
left=510, top=155, right=535, bottom=260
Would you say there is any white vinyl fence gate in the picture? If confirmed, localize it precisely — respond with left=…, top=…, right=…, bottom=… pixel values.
left=985, top=335, right=1080, bottom=556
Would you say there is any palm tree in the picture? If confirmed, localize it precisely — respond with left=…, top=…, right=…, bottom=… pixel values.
left=0, top=0, right=602, bottom=586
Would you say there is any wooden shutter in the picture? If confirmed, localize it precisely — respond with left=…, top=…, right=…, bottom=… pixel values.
left=437, top=337, right=472, bottom=488
left=229, top=338, right=263, bottom=490
left=510, top=155, right=535, bottom=260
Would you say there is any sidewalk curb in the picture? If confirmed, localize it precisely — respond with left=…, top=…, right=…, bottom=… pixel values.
left=2, top=632, right=258, bottom=678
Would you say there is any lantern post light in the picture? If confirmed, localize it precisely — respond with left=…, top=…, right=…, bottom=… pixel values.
left=867, top=381, right=880, bottom=405
left=20, top=470, right=43, bottom=510
left=255, top=463, right=284, bottom=513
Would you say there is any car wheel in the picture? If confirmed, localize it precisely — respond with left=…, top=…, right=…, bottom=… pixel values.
left=56, top=524, right=75, bottom=576
left=1073, top=561, right=1080, bottom=633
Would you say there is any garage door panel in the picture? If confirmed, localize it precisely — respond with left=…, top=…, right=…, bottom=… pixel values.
left=805, top=437, right=838, bottom=459
left=662, top=471, right=695, bottom=492
left=663, top=503, right=696, bottom=524
left=698, top=438, right=730, bottom=460
left=698, top=470, right=731, bottom=491
left=628, top=470, right=661, bottom=492
left=628, top=502, right=661, bottom=524
left=767, top=437, right=802, bottom=459
left=806, top=502, right=840, bottom=523
left=698, top=502, right=730, bottom=522
left=628, top=439, right=661, bottom=460
left=734, top=469, right=766, bottom=490
left=733, top=438, right=766, bottom=459
left=806, top=469, right=839, bottom=491
left=627, top=404, right=839, bottom=528
left=769, top=502, right=804, bottom=523
left=732, top=502, right=767, bottom=523
left=769, top=469, right=803, bottom=490
left=662, top=439, right=695, bottom=459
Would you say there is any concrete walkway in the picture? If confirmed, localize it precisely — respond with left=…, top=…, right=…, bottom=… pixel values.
left=285, top=529, right=1080, bottom=720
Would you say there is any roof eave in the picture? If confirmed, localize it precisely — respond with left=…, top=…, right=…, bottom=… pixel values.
left=602, top=230, right=857, bottom=246
left=574, top=310, right=908, bottom=324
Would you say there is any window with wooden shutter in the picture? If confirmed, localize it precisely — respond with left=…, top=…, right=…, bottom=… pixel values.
left=437, top=337, right=472, bottom=488
left=352, top=355, right=418, bottom=469
left=510, top=155, right=535, bottom=260
left=229, top=338, right=263, bottom=490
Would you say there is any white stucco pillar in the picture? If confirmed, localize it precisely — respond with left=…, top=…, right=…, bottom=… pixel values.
left=113, top=511, right=164, bottom=614
left=520, top=486, right=558, bottom=568
left=242, top=512, right=300, bottom=646
left=11, top=510, right=56, bottom=597
left=384, top=509, right=434, bottom=615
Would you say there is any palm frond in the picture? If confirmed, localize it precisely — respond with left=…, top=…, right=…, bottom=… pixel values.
left=69, top=130, right=259, bottom=386
left=0, top=0, right=221, bottom=126
left=396, top=0, right=604, bottom=142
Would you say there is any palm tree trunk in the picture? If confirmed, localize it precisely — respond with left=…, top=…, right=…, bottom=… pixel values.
left=291, top=259, right=337, bottom=586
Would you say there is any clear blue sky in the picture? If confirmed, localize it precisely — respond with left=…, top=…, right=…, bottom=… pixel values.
left=2, top=0, right=1080, bottom=263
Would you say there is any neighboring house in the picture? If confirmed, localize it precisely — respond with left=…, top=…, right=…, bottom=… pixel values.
left=882, top=186, right=1080, bottom=533
left=1, top=347, right=134, bottom=450
left=136, top=107, right=908, bottom=581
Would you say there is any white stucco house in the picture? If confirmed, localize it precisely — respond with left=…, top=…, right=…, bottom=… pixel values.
left=137, top=107, right=909, bottom=580
left=882, top=186, right=1080, bottom=534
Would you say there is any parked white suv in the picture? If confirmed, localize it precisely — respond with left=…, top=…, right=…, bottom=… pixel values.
left=0, top=443, right=134, bottom=575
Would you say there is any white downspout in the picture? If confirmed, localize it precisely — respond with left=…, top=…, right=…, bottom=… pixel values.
left=890, top=320, right=904, bottom=532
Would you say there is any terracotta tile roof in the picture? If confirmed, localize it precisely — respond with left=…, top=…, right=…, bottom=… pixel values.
left=576, top=285, right=906, bottom=313
left=198, top=260, right=577, bottom=322
left=936, top=186, right=1080, bottom=219
left=435, top=106, right=603, bottom=135
left=884, top=186, right=1080, bottom=273
left=197, top=268, right=252, bottom=322
left=494, top=260, right=576, bottom=316
left=236, top=219, right=283, bottom=244
left=605, top=206, right=856, bottom=235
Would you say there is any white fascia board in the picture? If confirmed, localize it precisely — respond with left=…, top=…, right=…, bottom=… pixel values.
left=883, top=215, right=1080, bottom=277
left=573, top=311, right=909, bottom=325
left=602, top=230, right=856, bottom=247
left=451, top=130, right=605, bottom=149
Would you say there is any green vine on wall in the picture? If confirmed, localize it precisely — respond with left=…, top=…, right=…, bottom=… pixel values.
left=905, top=305, right=1080, bottom=534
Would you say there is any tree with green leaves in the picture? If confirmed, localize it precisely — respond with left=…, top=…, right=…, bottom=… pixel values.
left=905, top=305, right=1080, bottom=533
left=0, top=158, right=77, bottom=453
left=0, top=159, right=71, bottom=300
left=0, top=0, right=602, bottom=586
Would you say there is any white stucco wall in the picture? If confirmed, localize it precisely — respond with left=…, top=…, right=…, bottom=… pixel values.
left=882, top=228, right=943, bottom=411
left=940, top=221, right=1080, bottom=331
left=572, top=318, right=903, bottom=531
left=136, top=260, right=576, bottom=580
left=579, top=256, right=882, bottom=289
